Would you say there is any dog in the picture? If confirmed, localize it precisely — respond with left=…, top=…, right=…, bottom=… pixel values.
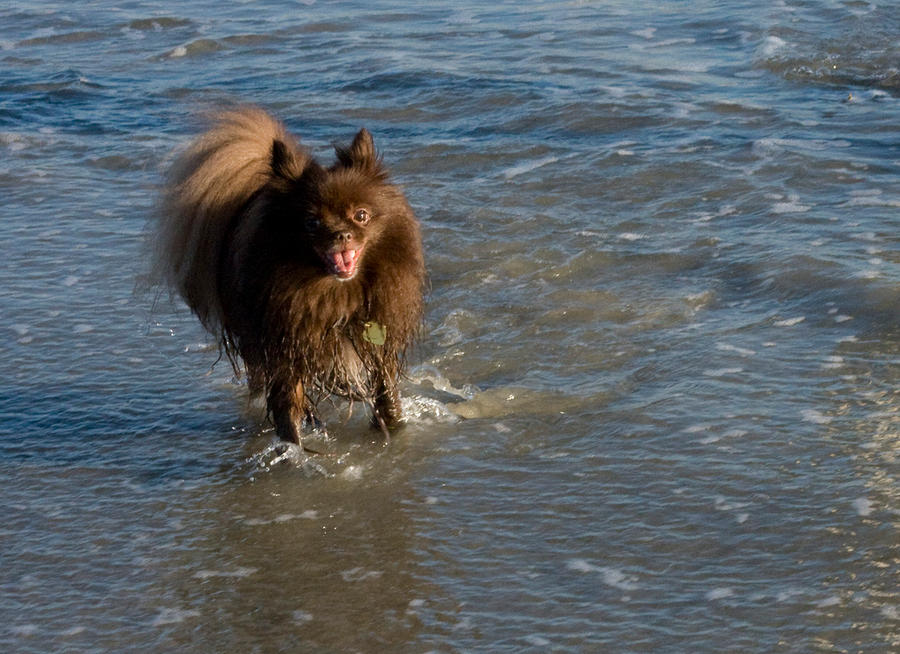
left=154, top=106, right=425, bottom=445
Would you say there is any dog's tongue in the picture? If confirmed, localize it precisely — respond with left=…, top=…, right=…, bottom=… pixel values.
left=330, top=249, right=360, bottom=277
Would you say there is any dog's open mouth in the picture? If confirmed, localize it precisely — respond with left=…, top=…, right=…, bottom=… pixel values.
left=327, top=248, right=363, bottom=279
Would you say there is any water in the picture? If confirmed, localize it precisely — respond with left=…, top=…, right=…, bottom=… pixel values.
left=1, top=1, right=897, bottom=651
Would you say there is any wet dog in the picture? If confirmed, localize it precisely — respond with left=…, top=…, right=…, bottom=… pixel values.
left=154, top=107, right=425, bottom=444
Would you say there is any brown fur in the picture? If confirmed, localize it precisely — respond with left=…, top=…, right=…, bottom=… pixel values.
left=155, top=106, right=425, bottom=444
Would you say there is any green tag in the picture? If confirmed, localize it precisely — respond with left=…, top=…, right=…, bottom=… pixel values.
left=362, top=321, right=386, bottom=346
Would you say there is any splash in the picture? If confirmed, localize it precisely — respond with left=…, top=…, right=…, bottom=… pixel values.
left=247, top=438, right=331, bottom=477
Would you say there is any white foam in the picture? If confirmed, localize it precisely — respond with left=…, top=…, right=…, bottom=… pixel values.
left=7, top=136, right=27, bottom=152
left=566, top=558, right=595, bottom=573
left=774, top=316, right=805, bottom=327
left=706, top=587, right=735, bottom=601
left=244, top=518, right=267, bottom=526
left=821, top=356, right=844, bottom=369
left=152, top=608, right=201, bottom=626
left=292, top=610, right=313, bottom=623
left=772, top=200, right=810, bottom=214
left=724, top=428, right=748, bottom=439
left=631, top=27, right=656, bottom=39
left=801, top=409, right=831, bottom=425
left=340, top=567, right=383, bottom=582
left=775, top=588, right=805, bottom=603
left=255, top=441, right=308, bottom=468
left=193, top=566, right=257, bottom=580
left=121, top=26, right=146, bottom=40
left=341, top=465, right=363, bottom=481
left=880, top=605, right=899, bottom=620
left=566, top=559, right=638, bottom=590
left=502, top=155, right=558, bottom=179
left=851, top=497, right=873, bottom=517
left=11, top=624, right=39, bottom=636
left=758, top=35, right=788, bottom=57
left=716, top=343, right=757, bottom=356
left=715, top=496, right=751, bottom=511
left=402, top=395, right=459, bottom=425
left=651, top=38, right=698, bottom=50
left=817, top=595, right=841, bottom=608
left=184, top=342, right=216, bottom=353
left=169, top=45, right=187, bottom=58
left=618, top=232, right=646, bottom=241
left=447, top=10, right=478, bottom=25
left=59, top=626, right=87, bottom=637
left=754, top=137, right=848, bottom=156
left=843, top=189, right=900, bottom=207
left=274, top=513, right=296, bottom=523
left=600, top=568, right=639, bottom=591
left=685, top=291, right=715, bottom=311
left=717, top=205, right=737, bottom=217
left=703, top=367, right=743, bottom=377
left=453, top=616, right=475, bottom=631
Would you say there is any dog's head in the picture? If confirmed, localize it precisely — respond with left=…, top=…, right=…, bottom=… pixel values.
left=270, top=129, right=396, bottom=281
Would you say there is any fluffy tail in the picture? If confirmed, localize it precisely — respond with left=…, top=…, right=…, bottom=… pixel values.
left=154, top=106, right=308, bottom=333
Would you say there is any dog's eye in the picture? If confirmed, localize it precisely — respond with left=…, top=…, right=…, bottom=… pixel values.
left=353, top=209, right=371, bottom=224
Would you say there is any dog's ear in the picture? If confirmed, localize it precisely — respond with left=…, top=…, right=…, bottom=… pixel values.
left=348, top=128, right=376, bottom=164
left=270, top=139, right=303, bottom=181
left=335, top=129, right=386, bottom=177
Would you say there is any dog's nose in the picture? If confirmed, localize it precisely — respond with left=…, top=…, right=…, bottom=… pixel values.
left=337, top=231, right=353, bottom=243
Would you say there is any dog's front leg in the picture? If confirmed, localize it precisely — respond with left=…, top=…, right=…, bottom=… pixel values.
left=373, top=378, right=403, bottom=434
left=268, top=378, right=306, bottom=444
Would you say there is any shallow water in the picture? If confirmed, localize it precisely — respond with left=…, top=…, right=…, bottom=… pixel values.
left=1, top=1, right=898, bottom=652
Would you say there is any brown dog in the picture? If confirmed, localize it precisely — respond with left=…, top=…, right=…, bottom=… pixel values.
left=155, top=107, right=425, bottom=444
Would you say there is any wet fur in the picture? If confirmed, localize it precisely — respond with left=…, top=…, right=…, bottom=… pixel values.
left=155, top=107, right=425, bottom=444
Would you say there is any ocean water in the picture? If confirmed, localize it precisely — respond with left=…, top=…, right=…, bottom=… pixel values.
left=1, top=1, right=898, bottom=651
